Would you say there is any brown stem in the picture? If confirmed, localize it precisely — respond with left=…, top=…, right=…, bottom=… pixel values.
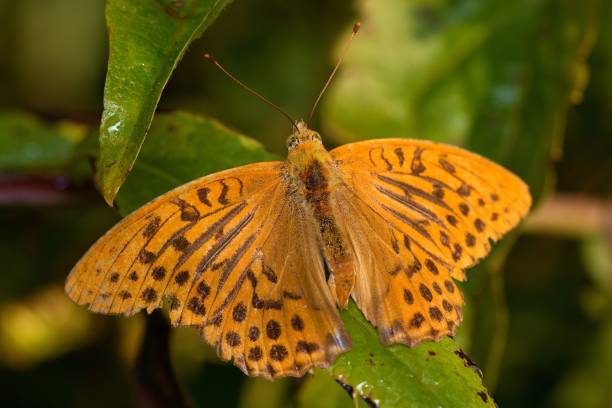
left=0, top=174, right=98, bottom=205
left=135, top=311, right=193, bottom=408
left=524, top=194, right=612, bottom=237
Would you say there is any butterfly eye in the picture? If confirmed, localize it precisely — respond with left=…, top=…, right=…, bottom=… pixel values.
left=286, top=136, right=299, bottom=150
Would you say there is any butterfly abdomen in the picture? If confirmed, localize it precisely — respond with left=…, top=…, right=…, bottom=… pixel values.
left=300, top=160, right=342, bottom=256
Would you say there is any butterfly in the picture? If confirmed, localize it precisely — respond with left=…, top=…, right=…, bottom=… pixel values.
left=65, top=120, right=531, bottom=380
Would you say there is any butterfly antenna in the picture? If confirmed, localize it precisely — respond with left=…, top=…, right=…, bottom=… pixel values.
left=204, top=53, right=298, bottom=131
left=308, top=22, right=361, bottom=122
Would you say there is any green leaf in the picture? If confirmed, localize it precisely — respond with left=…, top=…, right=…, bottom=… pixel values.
left=0, top=111, right=84, bottom=171
left=115, top=111, right=278, bottom=216
left=331, top=303, right=495, bottom=408
left=99, top=0, right=233, bottom=206
left=323, top=0, right=599, bottom=203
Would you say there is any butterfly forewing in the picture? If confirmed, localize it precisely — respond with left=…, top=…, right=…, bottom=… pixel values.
left=331, top=139, right=531, bottom=344
left=65, top=161, right=350, bottom=379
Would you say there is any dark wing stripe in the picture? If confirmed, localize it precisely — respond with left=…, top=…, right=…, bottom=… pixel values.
left=175, top=202, right=248, bottom=271
left=208, top=259, right=254, bottom=323
left=381, top=212, right=454, bottom=271
left=394, top=147, right=405, bottom=166
left=192, top=210, right=256, bottom=283
left=421, top=149, right=520, bottom=204
left=377, top=174, right=452, bottom=211
left=384, top=168, right=512, bottom=235
left=421, top=152, right=521, bottom=225
left=380, top=204, right=437, bottom=247
left=75, top=221, right=149, bottom=304
left=155, top=211, right=200, bottom=258
left=227, top=177, right=245, bottom=195
left=155, top=203, right=253, bottom=302
left=409, top=151, right=515, bottom=228
left=207, top=182, right=286, bottom=322
left=375, top=185, right=447, bottom=228
left=215, top=233, right=258, bottom=296
left=342, top=184, right=454, bottom=272
left=379, top=148, right=393, bottom=171
left=218, top=181, right=230, bottom=204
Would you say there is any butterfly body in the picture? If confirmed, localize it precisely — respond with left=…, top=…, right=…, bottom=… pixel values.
left=66, top=122, right=531, bottom=379
left=286, top=121, right=355, bottom=308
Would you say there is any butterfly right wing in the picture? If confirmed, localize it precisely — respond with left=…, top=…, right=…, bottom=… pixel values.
left=66, top=161, right=349, bottom=379
left=329, top=139, right=530, bottom=346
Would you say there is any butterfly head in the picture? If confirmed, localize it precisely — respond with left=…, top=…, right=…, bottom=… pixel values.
left=286, top=120, right=322, bottom=151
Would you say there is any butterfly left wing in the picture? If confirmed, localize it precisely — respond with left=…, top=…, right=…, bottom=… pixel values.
left=330, top=139, right=531, bottom=346
left=66, top=162, right=350, bottom=379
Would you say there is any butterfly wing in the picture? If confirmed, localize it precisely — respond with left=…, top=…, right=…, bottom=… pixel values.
left=330, top=139, right=531, bottom=345
left=66, top=161, right=350, bottom=379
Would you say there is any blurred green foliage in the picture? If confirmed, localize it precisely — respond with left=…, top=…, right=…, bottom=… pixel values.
left=1, top=0, right=611, bottom=407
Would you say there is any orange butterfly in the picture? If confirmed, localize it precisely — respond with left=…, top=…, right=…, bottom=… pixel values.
left=65, top=119, right=531, bottom=379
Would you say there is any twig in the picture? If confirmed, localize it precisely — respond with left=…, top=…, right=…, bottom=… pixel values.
left=0, top=174, right=98, bottom=205
left=135, top=311, right=193, bottom=408
left=524, top=194, right=612, bottom=238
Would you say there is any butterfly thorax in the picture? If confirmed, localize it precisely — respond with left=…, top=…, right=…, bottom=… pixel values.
left=286, top=121, right=339, bottom=191
left=286, top=122, right=355, bottom=307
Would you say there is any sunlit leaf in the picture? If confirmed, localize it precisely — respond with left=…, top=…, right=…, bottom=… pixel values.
left=98, top=0, right=234, bottom=205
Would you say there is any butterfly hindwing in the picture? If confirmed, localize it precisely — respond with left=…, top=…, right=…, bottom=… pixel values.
left=207, top=195, right=350, bottom=378
left=65, top=161, right=350, bottom=379
left=331, top=139, right=531, bottom=345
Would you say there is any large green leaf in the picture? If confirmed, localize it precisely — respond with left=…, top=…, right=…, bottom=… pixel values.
left=323, top=0, right=599, bottom=203
left=114, top=111, right=278, bottom=215
left=99, top=0, right=233, bottom=206
left=329, top=303, right=494, bottom=408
